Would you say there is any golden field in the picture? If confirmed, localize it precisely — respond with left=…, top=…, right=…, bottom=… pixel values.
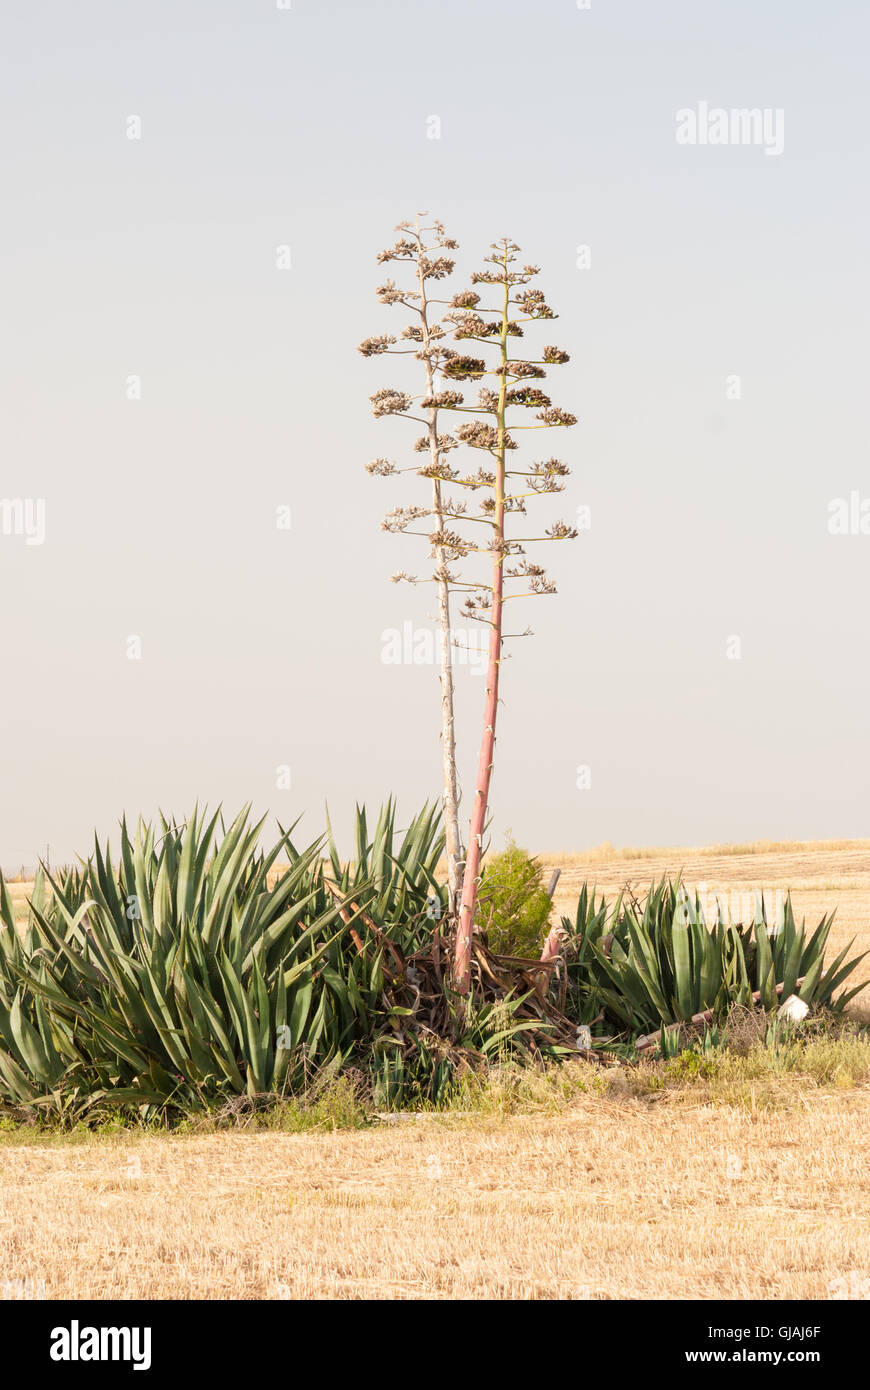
left=1, top=838, right=868, bottom=1301
left=1, top=1089, right=868, bottom=1300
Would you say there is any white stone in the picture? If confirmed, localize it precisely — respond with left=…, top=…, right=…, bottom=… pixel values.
left=777, top=994, right=810, bottom=1022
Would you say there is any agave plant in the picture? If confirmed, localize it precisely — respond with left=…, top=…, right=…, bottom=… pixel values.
left=318, top=800, right=446, bottom=950
left=0, top=802, right=447, bottom=1121
left=560, top=876, right=866, bottom=1040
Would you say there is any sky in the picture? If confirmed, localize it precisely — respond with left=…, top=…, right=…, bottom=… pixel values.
left=1, top=0, right=868, bottom=868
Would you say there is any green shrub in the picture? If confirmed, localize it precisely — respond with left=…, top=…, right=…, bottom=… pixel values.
left=477, top=836, right=553, bottom=957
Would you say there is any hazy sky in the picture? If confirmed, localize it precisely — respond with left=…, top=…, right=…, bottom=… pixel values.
left=2, top=0, right=868, bottom=868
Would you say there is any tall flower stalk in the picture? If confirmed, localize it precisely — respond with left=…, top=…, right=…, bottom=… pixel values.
left=359, top=216, right=465, bottom=919
left=446, top=240, right=578, bottom=992
left=360, top=227, right=577, bottom=995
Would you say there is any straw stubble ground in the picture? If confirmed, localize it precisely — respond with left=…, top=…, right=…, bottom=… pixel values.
left=1, top=1095, right=868, bottom=1300
left=1, top=839, right=869, bottom=1300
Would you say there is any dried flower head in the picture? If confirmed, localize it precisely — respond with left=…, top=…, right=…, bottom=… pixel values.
left=532, top=457, right=570, bottom=477
left=378, top=239, right=419, bottom=262
left=456, top=421, right=499, bottom=450
left=413, top=432, right=458, bottom=453
left=370, top=388, right=412, bottom=418
left=461, top=592, right=493, bottom=618
left=382, top=504, right=431, bottom=532
left=451, top=313, right=501, bottom=340
left=536, top=406, right=577, bottom=426
left=429, top=528, right=472, bottom=559
left=499, top=361, right=545, bottom=380
left=419, top=256, right=455, bottom=280
left=503, top=494, right=528, bottom=514
left=516, top=289, right=554, bottom=318
left=530, top=573, right=557, bottom=594
left=506, top=387, right=551, bottom=408
left=376, top=280, right=407, bottom=306
left=505, top=559, right=545, bottom=578
left=459, top=466, right=496, bottom=490
left=366, top=458, right=399, bottom=476
left=358, top=334, right=397, bottom=357
left=528, top=457, right=569, bottom=492
left=449, top=290, right=481, bottom=309
left=442, top=355, right=487, bottom=381
left=418, top=461, right=459, bottom=481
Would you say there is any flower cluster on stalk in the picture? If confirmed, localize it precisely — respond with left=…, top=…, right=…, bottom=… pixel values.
left=359, top=225, right=578, bottom=622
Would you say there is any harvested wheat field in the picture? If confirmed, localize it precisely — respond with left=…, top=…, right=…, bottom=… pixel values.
left=1, top=1091, right=868, bottom=1301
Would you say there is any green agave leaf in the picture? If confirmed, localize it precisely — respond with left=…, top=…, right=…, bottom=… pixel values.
left=0, top=1045, right=41, bottom=1102
left=671, top=911, right=693, bottom=1021
left=0, top=874, right=17, bottom=933
left=753, top=920, right=777, bottom=1011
